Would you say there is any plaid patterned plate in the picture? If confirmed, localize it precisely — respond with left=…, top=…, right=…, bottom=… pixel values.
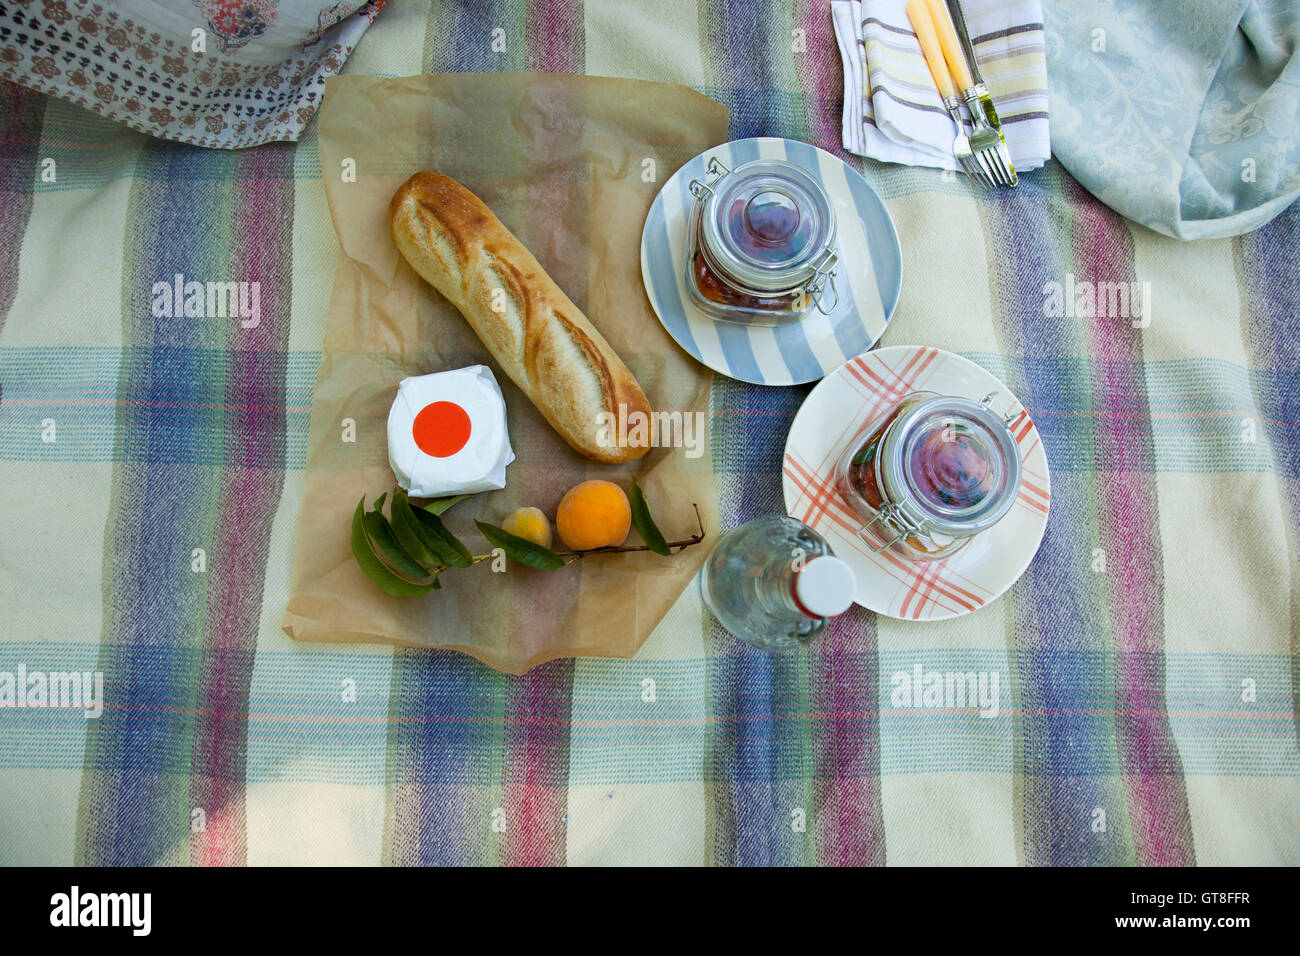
left=782, top=345, right=1051, bottom=620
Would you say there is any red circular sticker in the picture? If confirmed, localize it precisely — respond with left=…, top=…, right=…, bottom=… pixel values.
left=412, top=401, right=472, bottom=458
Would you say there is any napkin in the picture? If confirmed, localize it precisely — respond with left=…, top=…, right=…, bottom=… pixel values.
left=831, top=0, right=1051, bottom=172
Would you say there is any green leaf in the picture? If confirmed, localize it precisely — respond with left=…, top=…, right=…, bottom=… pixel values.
left=350, top=498, right=437, bottom=597
left=418, top=493, right=475, bottom=516
left=629, top=479, right=671, bottom=556
left=412, top=506, right=473, bottom=568
left=389, top=489, right=437, bottom=566
left=363, top=507, right=429, bottom=580
left=475, top=521, right=565, bottom=570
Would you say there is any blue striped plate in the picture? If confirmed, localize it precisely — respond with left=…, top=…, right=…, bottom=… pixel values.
left=640, top=137, right=902, bottom=386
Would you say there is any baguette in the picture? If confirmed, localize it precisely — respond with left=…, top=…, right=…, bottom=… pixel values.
left=389, top=171, right=652, bottom=464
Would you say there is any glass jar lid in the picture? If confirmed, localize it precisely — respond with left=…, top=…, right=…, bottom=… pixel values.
left=700, top=159, right=837, bottom=293
left=878, top=395, right=1023, bottom=539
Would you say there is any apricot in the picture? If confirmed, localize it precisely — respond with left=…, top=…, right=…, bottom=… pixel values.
left=555, top=480, right=631, bottom=551
left=502, top=506, right=553, bottom=549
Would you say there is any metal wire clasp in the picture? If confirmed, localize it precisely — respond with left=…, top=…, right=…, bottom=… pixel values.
left=980, top=391, right=1020, bottom=427
left=688, top=156, right=732, bottom=200
left=807, top=251, right=840, bottom=315
left=856, top=502, right=923, bottom=554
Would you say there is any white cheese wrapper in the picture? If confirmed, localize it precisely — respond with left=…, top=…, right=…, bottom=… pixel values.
left=387, top=365, right=515, bottom=497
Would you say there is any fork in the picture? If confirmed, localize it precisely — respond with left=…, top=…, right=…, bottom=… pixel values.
left=925, top=0, right=1018, bottom=186
left=905, top=0, right=995, bottom=187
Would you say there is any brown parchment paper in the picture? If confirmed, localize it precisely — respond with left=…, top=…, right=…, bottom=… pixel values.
left=280, top=73, right=729, bottom=674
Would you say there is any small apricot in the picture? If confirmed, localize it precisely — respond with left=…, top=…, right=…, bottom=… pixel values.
left=555, top=480, right=631, bottom=551
left=502, top=506, right=553, bottom=549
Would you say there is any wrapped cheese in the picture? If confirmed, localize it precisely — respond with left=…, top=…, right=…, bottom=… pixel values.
left=387, top=365, right=515, bottom=497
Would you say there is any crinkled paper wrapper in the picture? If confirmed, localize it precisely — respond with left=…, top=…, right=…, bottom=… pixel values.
left=280, top=73, right=728, bottom=674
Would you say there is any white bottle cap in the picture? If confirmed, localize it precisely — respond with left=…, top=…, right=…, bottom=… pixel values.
left=794, top=556, right=856, bottom=618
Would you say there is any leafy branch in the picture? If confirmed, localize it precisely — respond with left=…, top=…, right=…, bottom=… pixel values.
left=350, top=481, right=705, bottom=596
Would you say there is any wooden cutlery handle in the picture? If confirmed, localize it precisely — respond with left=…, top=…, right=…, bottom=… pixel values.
left=924, top=0, right=975, bottom=93
left=906, top=0, right=957, bottom=102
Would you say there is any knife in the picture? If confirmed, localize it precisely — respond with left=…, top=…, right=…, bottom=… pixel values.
left=925, top=0, right=1017, bottom=185
left=944, top=0, right=1001, bottom=132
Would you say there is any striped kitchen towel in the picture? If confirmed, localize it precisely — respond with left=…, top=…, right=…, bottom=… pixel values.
left=831, top=0, right=1050, bottom=172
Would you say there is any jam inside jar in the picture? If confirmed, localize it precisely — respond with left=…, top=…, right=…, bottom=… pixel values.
left=689, top=203, right=808, bottom=314
left=686, top=156, right=838, bottom=325
left=834, top=391, right=1024, bottom=561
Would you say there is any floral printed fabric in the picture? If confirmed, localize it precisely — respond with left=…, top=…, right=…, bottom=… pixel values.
left=1045, top=0, right=1300, bottom=240
left=197, top=0, right=282, bottom=53
left=0, top=0, right=385, bottom=148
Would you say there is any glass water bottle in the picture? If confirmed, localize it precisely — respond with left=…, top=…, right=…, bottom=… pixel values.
left=700, top=515, right=856, bottom=650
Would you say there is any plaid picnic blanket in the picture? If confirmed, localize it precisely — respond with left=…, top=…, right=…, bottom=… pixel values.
left=1, top=0, right=1297, bottom=866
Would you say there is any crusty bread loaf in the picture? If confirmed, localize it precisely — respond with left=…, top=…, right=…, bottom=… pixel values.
left=389, top=171, right=652, bottom=464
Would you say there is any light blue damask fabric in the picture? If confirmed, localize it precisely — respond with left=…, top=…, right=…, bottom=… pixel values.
left=1044, top=0, right=1300, bottom=240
